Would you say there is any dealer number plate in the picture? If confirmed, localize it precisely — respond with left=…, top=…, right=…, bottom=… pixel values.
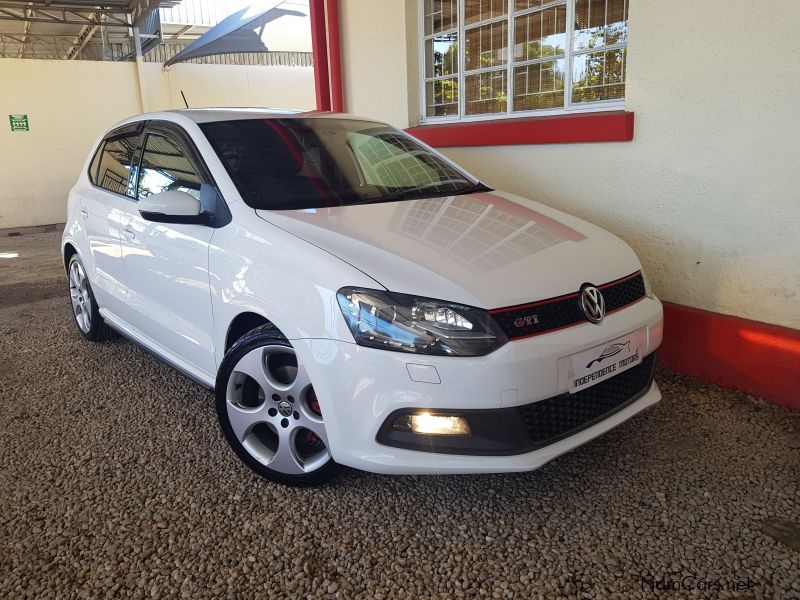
left=568, top=329, right=644, bottom=393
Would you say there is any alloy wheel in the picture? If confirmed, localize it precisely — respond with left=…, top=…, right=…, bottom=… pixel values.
left=69, top=260, right=92, bottom=333
left=224, top=345, right=330, bottom=475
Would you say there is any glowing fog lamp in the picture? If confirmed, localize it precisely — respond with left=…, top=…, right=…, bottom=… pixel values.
left=394, top=412, right=471, bottom=436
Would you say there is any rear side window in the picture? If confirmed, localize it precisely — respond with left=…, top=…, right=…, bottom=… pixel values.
left=96, top=132, right=140, bottom=196
left=87, top=142, right=104, bottom=185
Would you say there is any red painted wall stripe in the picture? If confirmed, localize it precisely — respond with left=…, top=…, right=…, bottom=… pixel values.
left=309, top=0, right=331, bottom=112
left=660, top=302, right=800, bottom=410
left=406, top=111, right=634, bottom=147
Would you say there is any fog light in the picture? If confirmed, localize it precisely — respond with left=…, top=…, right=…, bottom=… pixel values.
left=395, top=413, right=471, bottom=436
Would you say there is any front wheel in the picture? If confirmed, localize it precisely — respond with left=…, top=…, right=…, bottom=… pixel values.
left=215, top=325, right=342, bottom=487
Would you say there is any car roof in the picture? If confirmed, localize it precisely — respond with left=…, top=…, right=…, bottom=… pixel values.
left=151, top=108, right=383, bottom=124
left=102, top=108, right=393, bottom=143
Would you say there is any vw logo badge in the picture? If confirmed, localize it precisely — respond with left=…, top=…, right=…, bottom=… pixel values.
left=580, top=284, right=606, bottom=324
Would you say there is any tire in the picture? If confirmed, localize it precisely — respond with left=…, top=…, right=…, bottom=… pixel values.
left=215, top=324, right=343, bottom=487
left=67, top=253, right=115, bottom=342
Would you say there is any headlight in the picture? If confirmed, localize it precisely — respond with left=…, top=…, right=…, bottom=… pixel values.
left=336, top=288, right=507, bottom=356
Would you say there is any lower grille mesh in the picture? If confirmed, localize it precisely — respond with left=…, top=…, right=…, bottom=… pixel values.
left=519, top=353, right=657, bottom=448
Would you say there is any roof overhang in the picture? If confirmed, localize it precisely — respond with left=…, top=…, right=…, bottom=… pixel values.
left=0, top=1, right=177, bottom=27
left=0, top=0, right=177, bottom=59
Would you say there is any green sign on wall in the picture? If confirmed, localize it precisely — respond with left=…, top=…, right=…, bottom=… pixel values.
left=9, top=114, right=29, bottom=132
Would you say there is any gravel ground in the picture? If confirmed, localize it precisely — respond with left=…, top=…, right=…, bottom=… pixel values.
left=0, top=228, right=64, bottom=309
left=1, top=233, right=799, bottom=598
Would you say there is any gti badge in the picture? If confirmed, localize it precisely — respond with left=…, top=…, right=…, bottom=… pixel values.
left=580, top=284, right=605, bottom=324
left=514, top=315, right=540, bottom=328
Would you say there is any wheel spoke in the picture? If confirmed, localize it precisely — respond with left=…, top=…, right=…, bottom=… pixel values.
left=300, top=446, right=330, bottom=473
left=289, top=362, right=313, bottom=397
left=268, top=430, right=305, bottom=475
left=297, top=412, right=328, bottom=447
left=69, top=263, right=80, bottom=287
left=231, top=348, right=269, bottom=388
left=226, top=402, right=266, bottom=442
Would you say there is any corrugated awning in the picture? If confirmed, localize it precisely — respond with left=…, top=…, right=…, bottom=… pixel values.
left=163, top=0, right=304, bottom=67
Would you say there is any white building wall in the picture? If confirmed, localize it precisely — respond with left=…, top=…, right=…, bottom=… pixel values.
left=0, top=58, right=314, bottom=230
left=339, top=0, right=800, bottom=330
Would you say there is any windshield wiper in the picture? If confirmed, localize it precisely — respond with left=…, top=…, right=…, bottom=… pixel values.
left=350, top=181, right=493, bottom=205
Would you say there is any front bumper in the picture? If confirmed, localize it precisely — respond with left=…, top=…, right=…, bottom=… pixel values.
left=294, top=296, right=663, bottom=475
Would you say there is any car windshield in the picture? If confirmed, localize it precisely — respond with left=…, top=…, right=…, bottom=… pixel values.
left=200, top=118, right=488, bottom=210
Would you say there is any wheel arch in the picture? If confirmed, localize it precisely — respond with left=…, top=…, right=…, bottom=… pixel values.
left=63, top=242, right=79, bottom=273
left=225, top=311, right=275, bottom=352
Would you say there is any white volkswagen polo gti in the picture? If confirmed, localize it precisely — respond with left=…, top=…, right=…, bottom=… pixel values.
left=62, top=109, right=663, bottom=486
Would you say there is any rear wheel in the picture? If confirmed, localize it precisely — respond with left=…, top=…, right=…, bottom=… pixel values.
left=67, top=253, right=114, bottom=342
left=215, top=325, right=342, bottom=486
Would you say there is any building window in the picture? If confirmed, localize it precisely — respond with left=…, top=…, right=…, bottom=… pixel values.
left=421, top=0, right=628, bottom=121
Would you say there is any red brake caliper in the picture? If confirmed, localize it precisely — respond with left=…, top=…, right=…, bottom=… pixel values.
left=306, top=389, right=322, bottom=444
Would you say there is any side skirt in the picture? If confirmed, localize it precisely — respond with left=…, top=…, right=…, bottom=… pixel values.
left=100, top=309, right=216, bottom=390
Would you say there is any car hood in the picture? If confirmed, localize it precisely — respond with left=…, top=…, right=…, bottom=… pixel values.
left=255, top=191, right=641, bottom=309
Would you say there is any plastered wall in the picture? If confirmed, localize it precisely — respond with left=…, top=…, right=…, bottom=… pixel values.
left=0, top=58, right=314, bottom=229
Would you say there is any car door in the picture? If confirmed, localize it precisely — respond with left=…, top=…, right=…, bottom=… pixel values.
left=117, top=123, right=219, bottom=378
left=81, top=125, right=144, bottom=318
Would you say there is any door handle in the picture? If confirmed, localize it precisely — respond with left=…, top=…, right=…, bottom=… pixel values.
left=123, top=226, right=135, bottom=240
left=80, top=209, right=88, bottom=219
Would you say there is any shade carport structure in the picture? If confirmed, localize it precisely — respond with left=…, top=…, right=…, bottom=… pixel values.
left=162, top=0, right=304, bottom=68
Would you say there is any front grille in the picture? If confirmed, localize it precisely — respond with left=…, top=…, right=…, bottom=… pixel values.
left=490, top=272, right=646, bottom=340
left=519, top=352, right=657, bottom=449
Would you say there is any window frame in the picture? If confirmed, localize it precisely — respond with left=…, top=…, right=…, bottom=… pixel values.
left=418, top=0, right=628, bottom=124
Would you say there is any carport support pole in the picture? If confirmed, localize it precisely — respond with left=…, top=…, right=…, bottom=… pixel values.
left=327, top=0, right=344, bottom=112
left=132, top=24, right=150, bottom=113
left=309, top=0, right=331, bottom=111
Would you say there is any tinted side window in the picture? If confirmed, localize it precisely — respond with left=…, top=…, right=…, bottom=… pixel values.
left=87, top=142, right=104, bottom=185
left=137, top=134, right=202, bottom=200
left=96, top=134, right=140, bottom=196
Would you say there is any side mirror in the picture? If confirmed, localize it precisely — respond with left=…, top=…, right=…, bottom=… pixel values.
left=139, top=190, right=209, bottom=225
